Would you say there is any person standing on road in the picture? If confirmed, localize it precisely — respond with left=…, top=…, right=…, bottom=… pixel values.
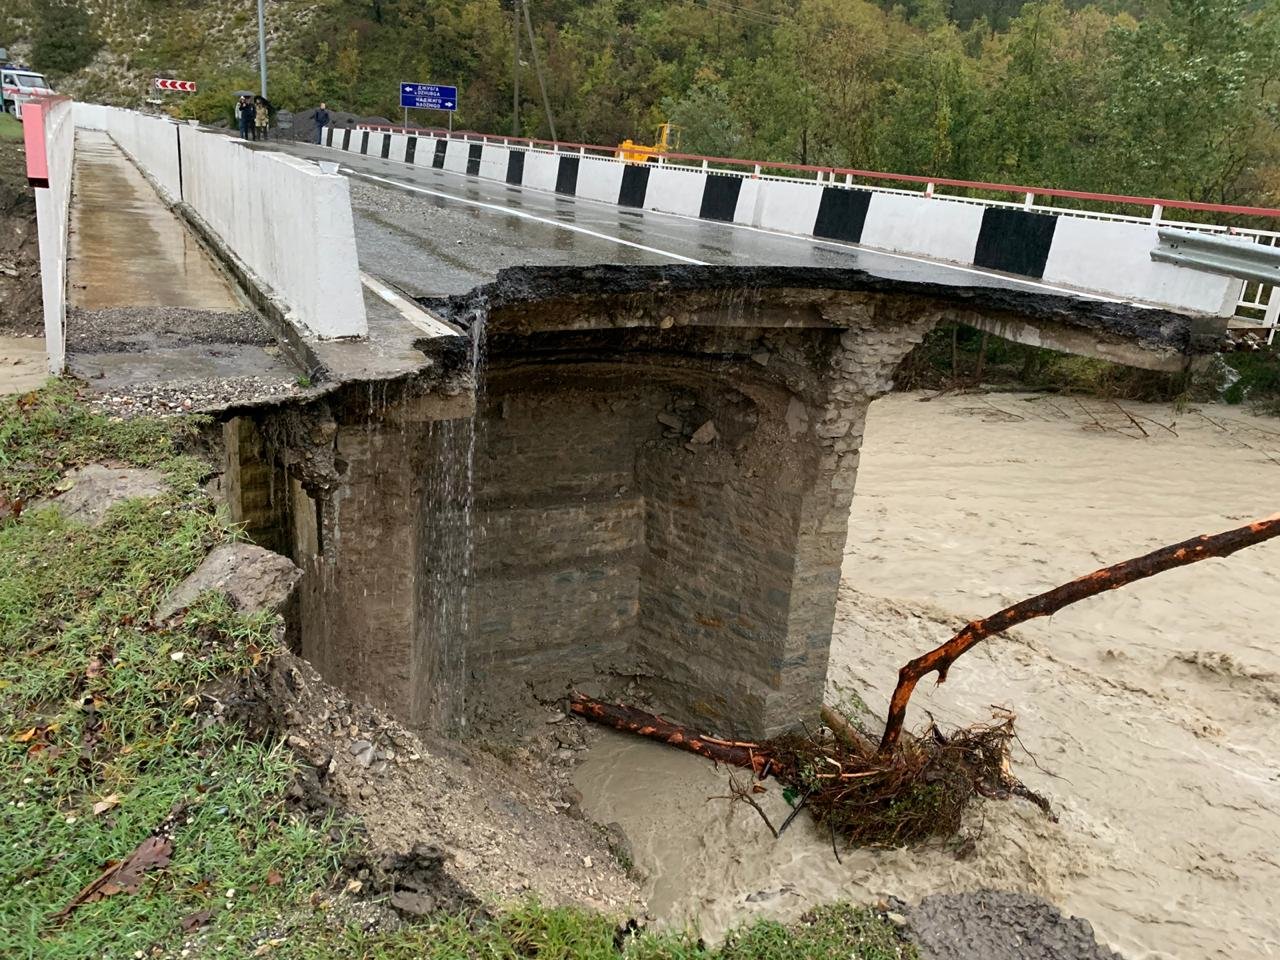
left=314, top=102, right=330, bottom=144
left=237, top=95, right=254, bottom=140
left=254, top=96, right=270, bottom=141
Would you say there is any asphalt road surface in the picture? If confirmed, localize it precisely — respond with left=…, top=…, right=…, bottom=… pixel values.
left=261, top=138, right=1120, bottom=304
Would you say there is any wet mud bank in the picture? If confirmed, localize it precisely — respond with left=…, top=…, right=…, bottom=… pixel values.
left=0, top=137, right=42, bottom=336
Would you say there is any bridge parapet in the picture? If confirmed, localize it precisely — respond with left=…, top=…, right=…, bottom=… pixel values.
left=68, top=104, right=366, bottom=341
left=22, top=96, right=73, bottom=373
left=344, top=122, right=1280, bottom=328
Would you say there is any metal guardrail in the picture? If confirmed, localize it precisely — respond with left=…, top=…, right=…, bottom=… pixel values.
left=1151, top=229, right=1280, bottom=286
left=1152, top=230, right=1280, bottom=342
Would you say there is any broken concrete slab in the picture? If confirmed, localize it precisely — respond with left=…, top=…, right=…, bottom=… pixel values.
left=39, top=464, right=167, bottom=525
left=155, top=542, right=301, bottom=622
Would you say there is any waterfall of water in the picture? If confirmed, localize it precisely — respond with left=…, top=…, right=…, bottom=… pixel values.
left=418, top=311, right=488, bottom=732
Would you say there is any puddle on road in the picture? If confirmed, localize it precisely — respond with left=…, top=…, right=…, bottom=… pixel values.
left=576, top=392, right=1280, bottom=959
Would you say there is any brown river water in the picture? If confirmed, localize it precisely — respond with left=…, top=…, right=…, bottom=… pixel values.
left=576, top=391, right=1280, bottom=959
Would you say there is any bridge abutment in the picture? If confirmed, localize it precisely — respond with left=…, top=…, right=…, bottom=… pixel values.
left=220, top=266, right=1210, bottom=738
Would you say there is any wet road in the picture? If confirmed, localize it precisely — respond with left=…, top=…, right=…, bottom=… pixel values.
left=262, top=139, right=1118, bottom=303
left=70, top=132, right=242, bottom=311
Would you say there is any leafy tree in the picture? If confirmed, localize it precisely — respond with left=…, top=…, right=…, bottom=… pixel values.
left=663, top=80, right=745, bottom=157
left=30, top=0, right=101, bottom=78
left=1102, top=0, right=1279, bottom=205
left=22, top=0, right=1279, bottom=211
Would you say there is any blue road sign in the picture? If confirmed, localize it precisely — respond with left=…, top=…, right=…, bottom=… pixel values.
left=400, top=82, right=458, bottom=111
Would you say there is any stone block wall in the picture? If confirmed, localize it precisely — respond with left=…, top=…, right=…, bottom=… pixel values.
left=471, top=309, right=937, bottom=738
left=468, top=366, right=662, bottom=710
left=233, top=280, right=952, bottom=739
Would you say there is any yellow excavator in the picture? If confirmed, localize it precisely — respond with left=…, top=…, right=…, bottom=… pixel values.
left=617, top=122, right=679, bottom=163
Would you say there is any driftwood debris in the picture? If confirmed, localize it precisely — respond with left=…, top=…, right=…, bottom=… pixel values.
left=568, top=694, right=772, bottom=774
left=570, top=516, right=1280, bottom=846
left=571, top=692, right=1035, bottom=846
left=820, top=704, right=875, bottom=758
left=877, top=513, right=1280, bottom=755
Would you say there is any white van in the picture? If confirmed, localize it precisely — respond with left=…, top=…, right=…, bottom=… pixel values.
left=1, top=65, right=55, bottom=119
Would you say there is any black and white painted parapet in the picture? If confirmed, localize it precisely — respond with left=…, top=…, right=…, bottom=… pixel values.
left=333, top=126, right=1243, bottom=319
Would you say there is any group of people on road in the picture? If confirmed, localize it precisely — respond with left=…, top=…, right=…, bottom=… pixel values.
left=231, top=94, right=332, bottom=144
left=236, top=94, right=273, bottom=140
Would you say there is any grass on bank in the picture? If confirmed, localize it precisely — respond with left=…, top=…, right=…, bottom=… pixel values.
left=0, top=380, right=917, bottom=959
left=0, top=113, right=24, bottom=141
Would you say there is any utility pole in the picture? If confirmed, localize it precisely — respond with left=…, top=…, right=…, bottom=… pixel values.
left=511, top=0, right=521, bottom=136
left=522, top=0, right=556, bottom=142
left=257, top=0, right=268, bottom=98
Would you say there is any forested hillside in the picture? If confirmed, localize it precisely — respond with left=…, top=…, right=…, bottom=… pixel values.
left=4, top=0, right=1279, bottom=210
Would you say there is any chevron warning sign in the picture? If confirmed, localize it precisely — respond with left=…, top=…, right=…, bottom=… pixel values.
left=153, top=78, right=197, bottom=93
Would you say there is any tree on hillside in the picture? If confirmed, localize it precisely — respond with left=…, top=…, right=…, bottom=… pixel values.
left=31, top=0, right=101, bottom=78
left=1102, top=0, right=1280, bottom=206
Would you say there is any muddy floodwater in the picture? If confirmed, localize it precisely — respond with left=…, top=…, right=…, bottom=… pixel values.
left=576, top=391, right=1280, bottom=959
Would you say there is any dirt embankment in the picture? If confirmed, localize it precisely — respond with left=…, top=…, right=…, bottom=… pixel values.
left=0, top=135, right=42, bottom=335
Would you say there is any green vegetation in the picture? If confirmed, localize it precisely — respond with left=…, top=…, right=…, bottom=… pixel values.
left=0, top=383, right=336, bottom=957
left=895, top=322, right=1280, bottom=413
left=0, top=114, right=23, bottom=141
left=28, top=0, right=102, bottom=79
left=0, top=380, right=205, bottom=500
left=289, top=902, right=917, bottom=959
left=0, top=380, right=917, bottom=957
left=895, top=322, right=1196, bottom=400
left=1220, top=349, right=1280, bottom=413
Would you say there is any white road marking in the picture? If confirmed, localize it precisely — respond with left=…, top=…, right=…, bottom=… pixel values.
left=345, top=169, right=710, bottom=265
left=360, top=272, right=459, bottom=338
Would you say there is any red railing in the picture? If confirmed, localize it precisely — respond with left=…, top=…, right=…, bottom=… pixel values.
left=352, top=122, right=1280, bottom=222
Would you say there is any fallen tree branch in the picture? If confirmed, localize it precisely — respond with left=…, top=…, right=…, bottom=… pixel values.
left=572, top=695, right=1042, bottom=846
left=820, top=704, right=876, bottom=758
left=878, top=513, right=1280, bottom=755
left=568, top=694, right=772, bottom=774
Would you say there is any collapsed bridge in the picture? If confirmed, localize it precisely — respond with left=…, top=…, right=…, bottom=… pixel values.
left=225, top=265, right=1215, bottom=737
left=25, top=101, right=1241, bottom=737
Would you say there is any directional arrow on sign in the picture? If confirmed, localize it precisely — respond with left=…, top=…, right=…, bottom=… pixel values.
left=400, top=81, right=458, bottom=111
left=153, top=78, right=197, bottom=92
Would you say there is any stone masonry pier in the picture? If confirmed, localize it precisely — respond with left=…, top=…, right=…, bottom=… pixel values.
left=224, top=266, right=1214, bottom=739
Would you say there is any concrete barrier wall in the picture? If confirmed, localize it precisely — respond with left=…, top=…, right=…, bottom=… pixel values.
left=71, top=101, right=109, bottom=131
left=89, top=106, right=366, bottom=338
left=478, top=143, right=509, bottom=181
left=522, top=150, right=560, bottom=193
left=26, top=98, right=74, bottom=373
left=645, top=165, right=707, bottom=218
left=575, top=155, right=625, bottom=204
left=1042, top=217, right=1239, bottom=317
left=341, top=128, right=1242, bottom=317
left=178, top=125, right=366, bottom=338
left=752, top=178, right=824, bottom=234
left=861, top=192, right=987, bottom=266
left=107, top=109, right=184, bottom=202
left=387, top=133, right=408, bottom=163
